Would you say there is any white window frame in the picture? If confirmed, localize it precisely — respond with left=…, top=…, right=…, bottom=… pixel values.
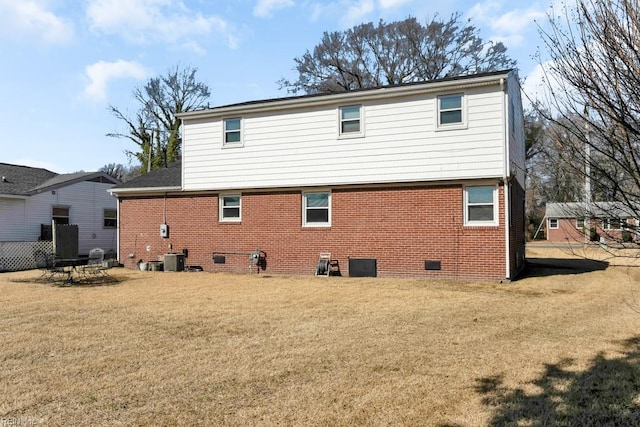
left=463, top=185, right=498, bottom=226
left=436, top=93, right=466, bottom=130
left=219, top=194, right=242, bottom=222
left=302, top=191, right=331, bottom=227
left=338, top=105, right=364, bottom=138
left=103, top=208, right=117, bottom=228
left=603, top=218, right=621, bottom=230
left=223, top=118, right=243, bottom=147
left=576, top=218, right=585, bottom=229
left=548, top=218, right=558, bottom=229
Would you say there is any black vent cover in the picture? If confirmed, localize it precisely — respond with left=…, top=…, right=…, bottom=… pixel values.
left=348, top=258, right=377, bottom=277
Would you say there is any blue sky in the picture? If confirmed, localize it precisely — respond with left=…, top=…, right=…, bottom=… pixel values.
left=0, top=0, right=554, bottom=173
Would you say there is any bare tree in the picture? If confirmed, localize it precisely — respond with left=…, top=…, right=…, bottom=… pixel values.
left=280, top=15, right=516, bottom=94
left=99, top=163, right=138, bottom=182
left=534, top=0, right=640, bottom=244
left=107, top=65, right=210, bottom=173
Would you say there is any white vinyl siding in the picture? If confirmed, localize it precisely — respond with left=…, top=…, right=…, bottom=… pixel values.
left=5, top=181, right=118, bottom=255
left=182, top=86, right=507, bottom=191
left=0, top=199, right=26, bottom=241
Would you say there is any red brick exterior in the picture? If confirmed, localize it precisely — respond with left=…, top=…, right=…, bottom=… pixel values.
left=546, top=217, right=637, bottom=244
left=118, top=183, right=521, bottom=280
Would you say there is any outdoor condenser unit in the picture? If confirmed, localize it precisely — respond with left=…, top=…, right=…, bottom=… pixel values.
left=164, top=253, right=184, bottom=272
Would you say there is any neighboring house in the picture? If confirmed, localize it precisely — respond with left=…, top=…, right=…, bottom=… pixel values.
left=0, top=163, right=120, bottom=255
left=109, top=70, right=526, bottom=281
left=545, top=202, right=638, bottom=244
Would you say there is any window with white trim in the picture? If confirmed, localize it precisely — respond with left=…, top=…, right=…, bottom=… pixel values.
left=576, top=218, right=585, bottom=229
left=603, top=218, right=621, bottom=230
left=437, top=94, right=464, bottom=128
left=103, top=209, right=117, bottom=228
left=339, top=105, right=363, bottom=137
left=219, top=194, right=241, bottom=222
left=549, top=218, right=558, bottom=229
left=303, top=191, right=330, bottom=227
left=464, top=185, right=497, bottom=226
left=223, top=118, right=242, bottom=146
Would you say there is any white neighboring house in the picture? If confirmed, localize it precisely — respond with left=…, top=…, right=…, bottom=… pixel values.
left=0, top=163, right=120, bottom=255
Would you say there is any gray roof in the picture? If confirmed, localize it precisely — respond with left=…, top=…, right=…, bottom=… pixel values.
left=110, top=161, right=181, bottom=193
left=0, top=163, right=119, bottom=197
left=546, top=202, right=639, bottom=218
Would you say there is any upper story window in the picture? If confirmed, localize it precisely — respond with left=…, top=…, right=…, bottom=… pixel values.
left=224, top=118, right=242, bottom=146
left=339, top=105, right=363, bottom=137
left=437, top=94, right=465, bottom=129
left=464, top=185, right=498, bottom=226
left=103, top=209, right=117, bottom=228
left=52, top=206, right=70, bottom=225
left=219, top=194, right=241, bottom=222
left=303, top=191, right=331, bottom=227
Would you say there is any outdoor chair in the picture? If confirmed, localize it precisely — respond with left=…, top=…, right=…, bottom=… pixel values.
left=34, top=250, right=67, bottom=283
left=80, top=248, right=109, bottom=280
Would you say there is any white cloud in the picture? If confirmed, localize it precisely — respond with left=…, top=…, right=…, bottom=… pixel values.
left=86, top=0, right=240, bottom=51
left=467, top=1, right=547, bottom=48
left=83, top=60, right=147, bottom=102
left=342, top=0, right=375, bottom=27
left=492, top=7, right=546, bottom=35
left=0, top=1, right=74, bottom=44
left=378, top=0, right=413, bottom=9
left=254, top=0, right=295, bottom=18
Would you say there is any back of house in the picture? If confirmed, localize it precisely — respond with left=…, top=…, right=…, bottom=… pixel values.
left=111, top=70, right=525, bottom=280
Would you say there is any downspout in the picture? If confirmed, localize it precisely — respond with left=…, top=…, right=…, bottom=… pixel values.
left=116, top=197, right=121, bottom=265
left=501, top=77, right=511, bottom=280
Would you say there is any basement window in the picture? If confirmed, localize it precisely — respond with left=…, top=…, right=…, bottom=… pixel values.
left=219, top=194, right=241, bottom=222
left=303, top=191, right=331, bottom=227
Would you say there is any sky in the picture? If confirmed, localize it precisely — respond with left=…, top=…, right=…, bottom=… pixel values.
left=0, top=0, right=556, bottom=174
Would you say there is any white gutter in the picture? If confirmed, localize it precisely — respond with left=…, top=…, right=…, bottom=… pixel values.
left=108, top=186, right=181, bottom=197
left=501, top=77, right=511, bottom=280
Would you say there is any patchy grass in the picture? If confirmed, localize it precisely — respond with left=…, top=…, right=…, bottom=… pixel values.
left=1, top=247, right=640, bottom=426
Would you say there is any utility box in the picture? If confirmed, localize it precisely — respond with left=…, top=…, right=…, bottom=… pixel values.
left=164, top=253, right=184, bottom=272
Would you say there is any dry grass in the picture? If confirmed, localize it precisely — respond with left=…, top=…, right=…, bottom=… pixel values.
left=2, top=247, right=640, bottom=426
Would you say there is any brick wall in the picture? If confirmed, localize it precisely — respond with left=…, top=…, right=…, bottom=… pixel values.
left=118, top=183, right=510, bottom=280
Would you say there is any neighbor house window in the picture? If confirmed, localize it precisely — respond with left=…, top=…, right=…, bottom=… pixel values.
left=339, top=105, right=362, bottom=137
left=576, top=218, right=585, bottom=229
left=303, top=191, right=331, bottom=227
left=52, top=206, right=70, bottom=225
left=603, top=218, right=621, bottom=230
left=224, top=118, right=242, bottom=146
left=464, top=186, right=497, bottom=226
left=219, top=194, right=241, bottom=222
left=437, top=94, right=464, bottom=128
left=549, top=218, right=558, bottom=229
left=103, top=209, right=117, bottom=228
